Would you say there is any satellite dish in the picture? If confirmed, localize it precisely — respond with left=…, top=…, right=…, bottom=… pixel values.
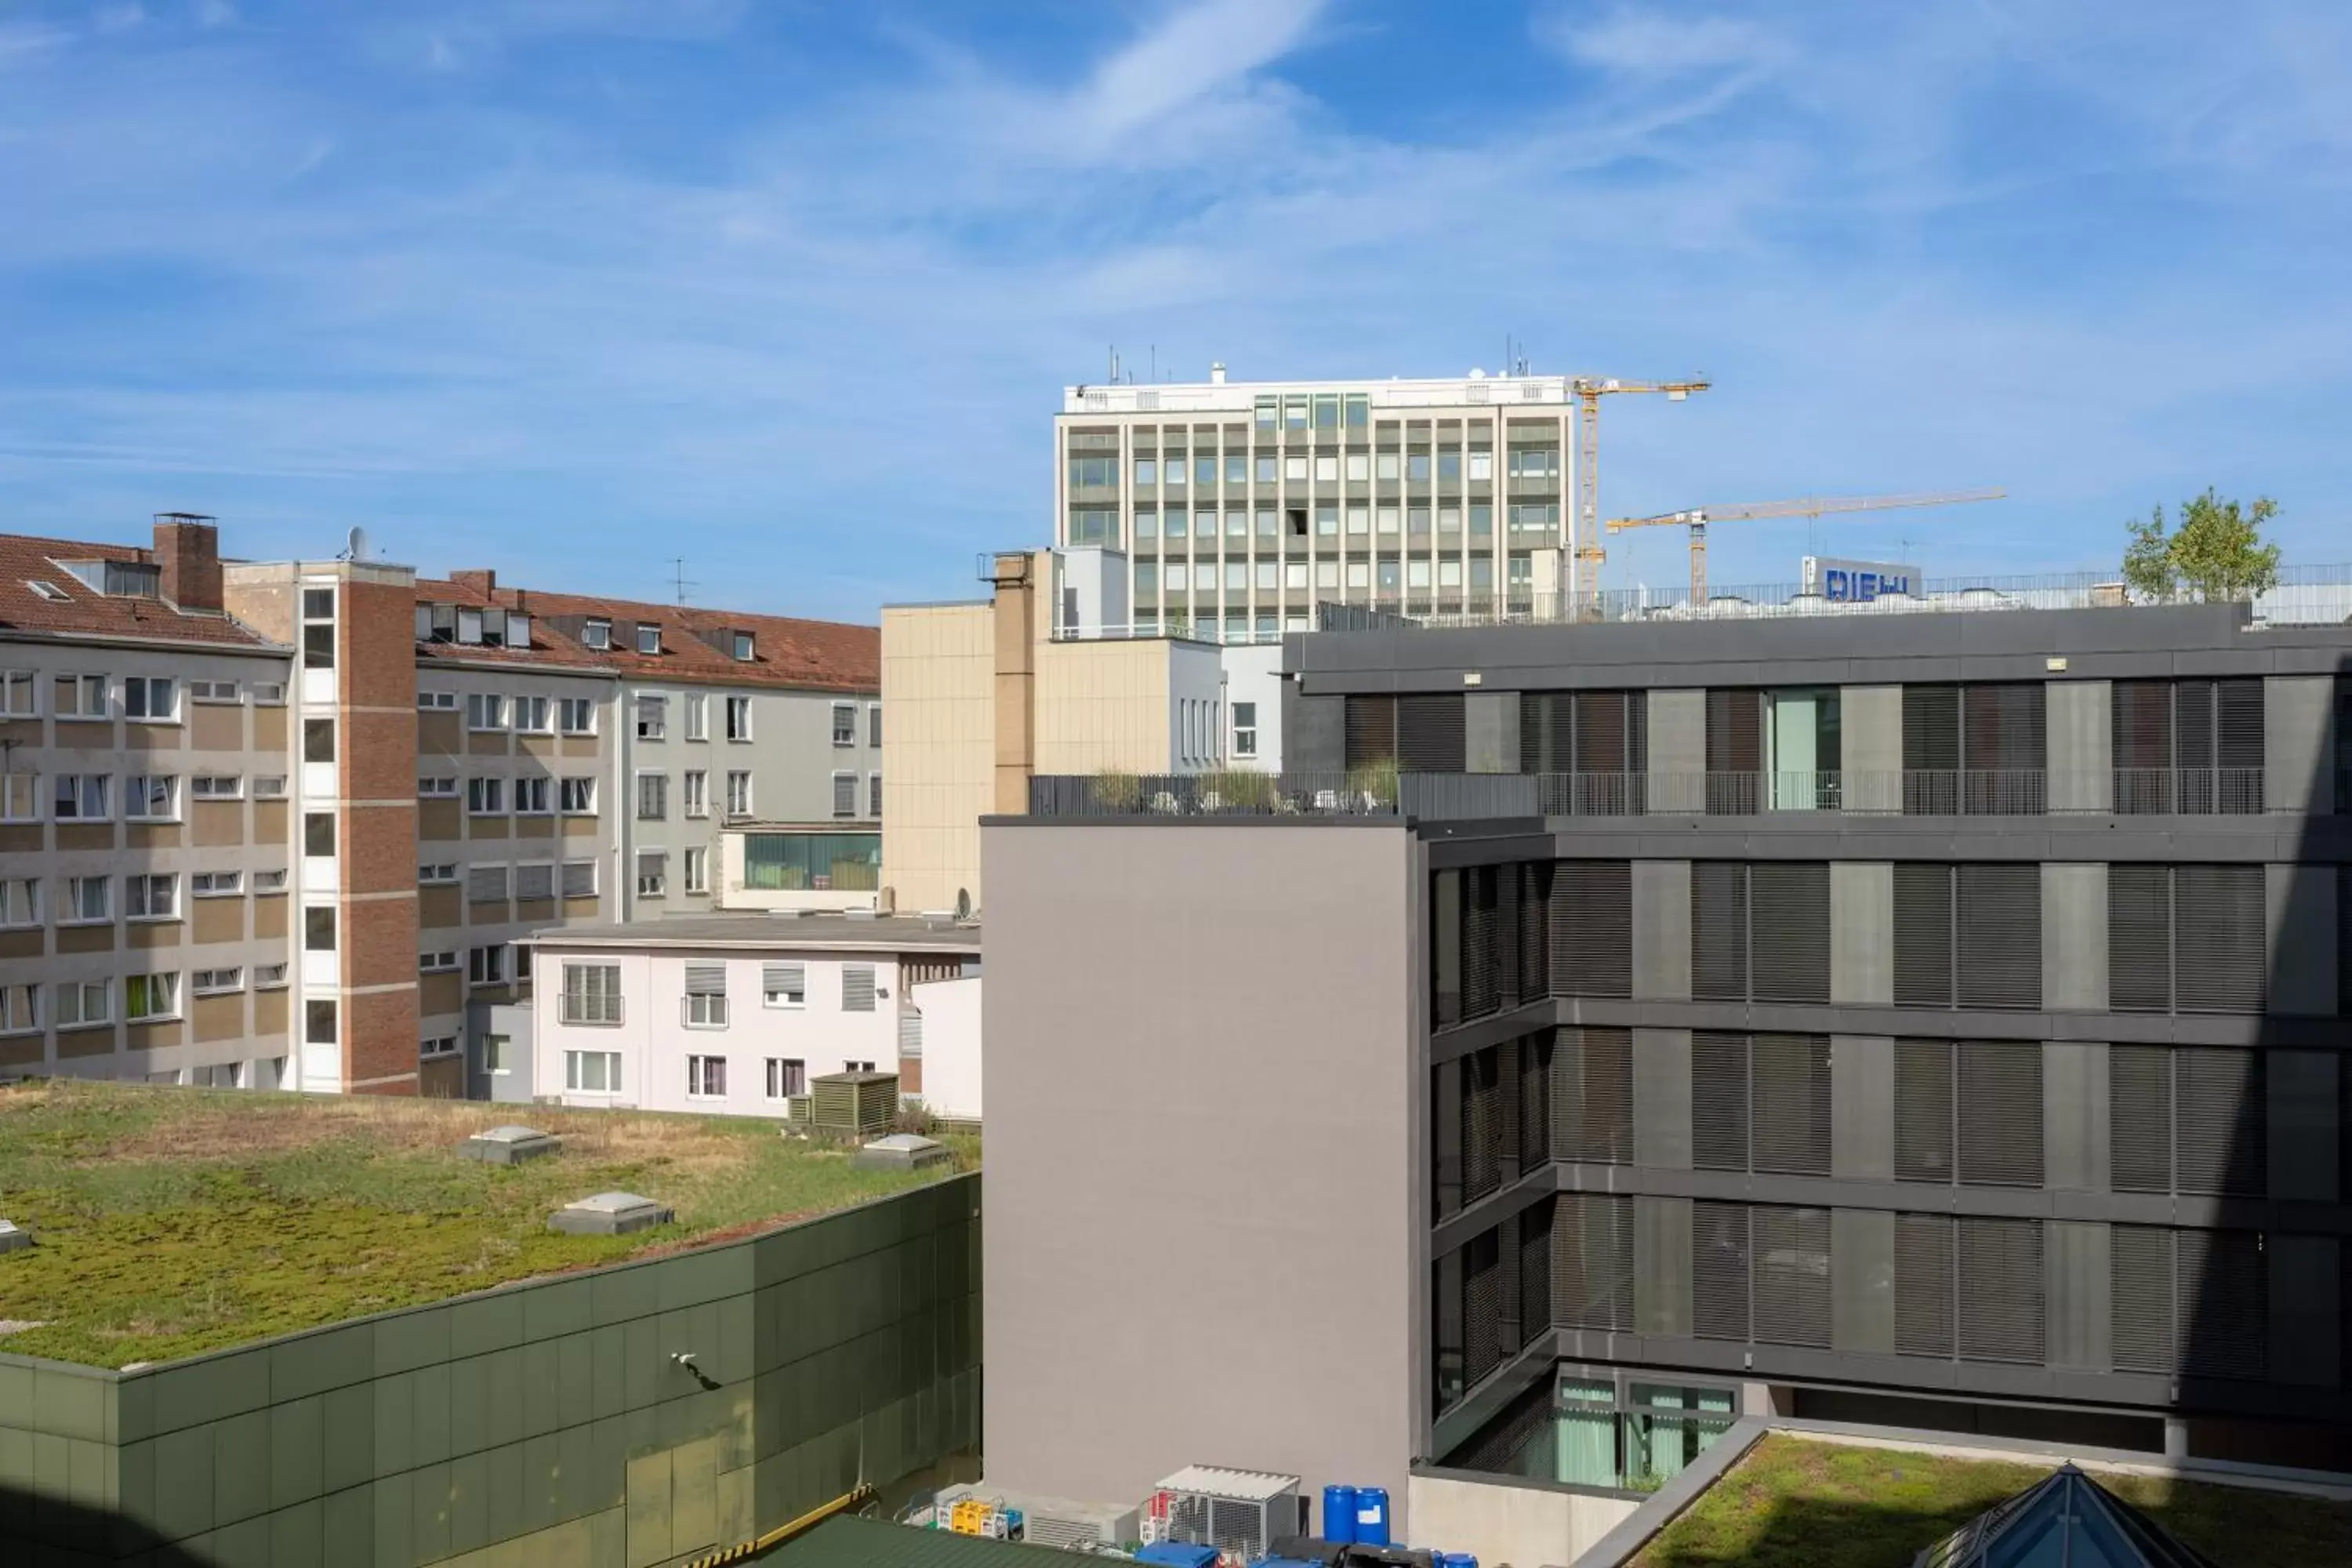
left=346, top=525, right=369, bottom=561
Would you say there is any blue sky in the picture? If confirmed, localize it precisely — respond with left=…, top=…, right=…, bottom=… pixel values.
left=5, top=1, right=2350, bottom=616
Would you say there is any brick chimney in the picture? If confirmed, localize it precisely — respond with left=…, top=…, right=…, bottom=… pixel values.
left=153, top=513, right=222, bottom=612
left=450, top=568, right=496, bottom=600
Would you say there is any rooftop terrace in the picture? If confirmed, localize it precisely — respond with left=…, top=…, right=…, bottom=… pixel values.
left=0, top=1081, right=975, bottom=1369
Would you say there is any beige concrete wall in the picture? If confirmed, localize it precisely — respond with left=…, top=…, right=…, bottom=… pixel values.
left=1032, top=638, right=1174, bottom=775
left=880, top=603, right=994, bottom=916
left=1408, top=1473, right=1639, bottom=1566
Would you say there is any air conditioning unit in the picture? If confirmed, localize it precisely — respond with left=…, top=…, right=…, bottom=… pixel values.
left=1145, top=1467, right=1305, bottom=1567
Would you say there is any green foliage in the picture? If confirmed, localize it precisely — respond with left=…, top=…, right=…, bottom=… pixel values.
left=1346, top=757, right=1400, bottom=804
left=0, top=1080, right=975, bottom=1368
left=1199, top=768, right=1276, bottom=810
left=1091, top=769, right=1142, bottom=811
left=2122, top=489, right=2281, bottom=604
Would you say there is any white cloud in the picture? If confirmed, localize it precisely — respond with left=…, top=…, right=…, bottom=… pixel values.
left=1541, top=7, right=1791, bottom=76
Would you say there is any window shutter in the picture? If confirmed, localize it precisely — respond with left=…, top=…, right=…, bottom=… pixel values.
left=1494, top=866, right=1522, bottom=1008
left=2178, top=1230, right=2267, bottom=1380
left=2111, top=679, right=2175, bottom=813
left=1550, top=1027, right=1631, bottom=1165
left=684, top=963, right=724, bottom=996
left=1691, top=1032, right=1750, bottom=1172
left=832, top=774, right=855, bottom=816
left=468, top=864, right=509, bottom=902
left=1693, top=1201, right=1750, bottom=1341
left=1962, top=683, right=2046, bottom=811
left=898, top=1008, right=923, bottom=1058
left=1690, top=862, right=1748, bottom=1002
left=1751, top=1034, right=1831, bottom=1177
left=842, top=966, right=876, bottom=1012
left=1704, top=689, right=1761, bottom=814
left=1956, top=1218, right=2044, bottom=1364
left=1893, top=864, right=1954, bottom=1007
left=561, top=861, right=596, bottom=898
left=1895, top=1039, right=1955, bottom=1183
left=1751, top=1206, right=1831, bottom=1348
left=1895, top=1214, right=1955, bottom=1358
left=1463, top=1047, right=1503, bottom=1202
left=515, top=863, right=554, bottom=901
left=2176, top=1048, right=2264, bottom=1196
left=2111, top=1225, right=2176, bottom=1373
left=1345, top=695, right=1396, bottom=770
left=1903, top=684, right=1960, bottom=814
left=763, top=962, right=804, bottom=995
left=1519, top=1199, right=1552, bottom=1338
left=1396, top=694, right=1465, bottom=771
left=1552, top=1193, right=1633, bottom=1331
left=2175, top=866, right=2266, bottom=1013
left=2108, top=865, right=2172, bottom=1013
left=1518, top=862, right=1550, bottom=999
left=2176, top=679, right=2216, bottom=813
left=1957, top=1043, right=2043, bottom=1188
left=1461, top=866, right=1500, bottom=1020
left=1519, top=692, right=1566, bottom=774
left=1956, top=864, right=2040, bottom=1009
left=2109, top=1046, right=2174, bottom=1193
left=1750, top=863, right=1830, bottom=1004
left=1550, top=861, right=1630, bottom=997
left=1518, top=1029, right=1552, bottom=1160
left=1462, top=1230, right=1501, bottom=1386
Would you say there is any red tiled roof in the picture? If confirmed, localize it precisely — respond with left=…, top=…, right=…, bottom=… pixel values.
left=0, top=533, right=278, bottom=649
left=413, top=572, right=877, bottom=694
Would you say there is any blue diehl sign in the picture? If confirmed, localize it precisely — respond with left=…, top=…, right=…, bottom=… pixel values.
left=1802, top=555, right=1922, bottom=603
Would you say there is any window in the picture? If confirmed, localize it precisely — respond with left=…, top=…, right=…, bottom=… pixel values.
left=55, top=775, right=108, bottom=820
left=482, top=1033, right=514, bottom=1074
left=687, top=1054, right=728, bottom=1094
left=0, top=670, right=33, bottom=715
left=1284, top=454, right=1308, bottom=483
left=1068, top=508, right=1119, bottom=547
left=832, top=703, right=856, bottom=746
left=637, top=852, right=667, bottom=898
left=125, top=972, right=179, bottom=1021
left=867, top=772, right=883, bottom=818
left=253, top=869, right=288, bottom=893
left=252, top=681, right=285, bottom=706
left=562, top=860, right=597, bottom=898
left=125, top=775, right=178, bottom=821
left=418, top=775, right=457, bottom=798
left=191, top=870, right=240, bottom=897
left=0, top=879, right=35, bottom=927
left=124, top=677, right=176, bottom=721
left=741, top=831, right=879, bottom=891
left=725, top=695, right=751, bottom=742
left=303, top=718, right=335, bottom=763
left=1468, top=449, right=1493, bottom=481
left=636, top=772, right=667, bottom=820
left=419, top=862, right=457, bottom=884
left=565, top=1050, right=621, bottom=1093
left=683, top=770, right=707, bottom=818
left=766, top=1058, right=805, bottom=1098
left=419, top=1035, right=460, bottom=1058
left=305, top=906, right=336, bottom=950
left=635, top=695, right=666, bottom=740
left=466, top=693, right=506, bottom=731
left=636, top=622, right=662, bottom=655
left=516, top=863, right=554, bottom=901
left=732, top=631, right=754, bottom=662
left=832, top=771, right=857, bottom=818
left=468, top=864, right=510, bottom=904
left=193, top=967, right=241, bottom=995
left=466, top=777, right=506, bottom=815
left=684, top=847, right=709, bottom=895
left=763, top=963, right=805, bottom=1008
left=417, top=690, right=457, bottom=711
left=1232, top=702, right=1258, bottom=758
left=583, top=618, right=612, bottom=650
left=252, top=775, right=287, bottom=799
left=0, top=774, right=31, bottom=822
left=561, top=962, right=622, bottom=1024
left=54, top=674, right=106, bottom=718
left=513, top=695, right=550, bottom=733
left=514, top=775, right=550, bottom=815
left=191, top=775, right=241, bottom=800
left=307, top=998, right=338, bottom=1044
left=56, top=978, right=110, bottom=1029
left=842, top=964, right=877, bottom=1012
left=844, top=1059, right=877, bottom=1073
left=255, top=962, right=288, bottom=988
left=868, top=704, right=883, bottom=746
left=1134, top=456, right=1158, bottom=487
left=558, top=697, right=595, bottom=734
left=684, top=963, right=728, bottom=1028
left=560, top=777, right=595, bottom=814
left=726, top=771, right=751, bottom=817
left=468, top=944, right=508, bottom=985
left=419, top=951, right=459, bottom=972
left=684, top=693, right=707, bottom=741
left=0, top=984, right=35, bottom=1033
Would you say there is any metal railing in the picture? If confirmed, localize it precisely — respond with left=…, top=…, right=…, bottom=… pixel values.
left=1023, top=768, right=2285, bottom=819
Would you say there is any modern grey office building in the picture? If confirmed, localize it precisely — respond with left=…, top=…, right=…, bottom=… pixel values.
left=982, top=590, right=2352, bottom=1537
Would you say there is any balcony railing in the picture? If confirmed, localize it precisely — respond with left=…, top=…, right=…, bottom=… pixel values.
left=1025, top=768, right=2280, bottom=819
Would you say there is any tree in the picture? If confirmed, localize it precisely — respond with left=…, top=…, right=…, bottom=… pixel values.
left=2122, top=489, right=2281, bottom=604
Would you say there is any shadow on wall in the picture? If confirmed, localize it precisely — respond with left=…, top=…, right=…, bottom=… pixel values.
left=2180, top=652, right=2348, bottom=1468
left=0, top=1486, right=214, bottom=1566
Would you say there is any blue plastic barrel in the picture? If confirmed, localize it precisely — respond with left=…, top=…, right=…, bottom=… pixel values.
left=1354, top=1486, right=1391, bottom=1547
left=1321, top=1484, right=1357, bottom=1544
left=1440, top=1554, right=1479, bottom=1568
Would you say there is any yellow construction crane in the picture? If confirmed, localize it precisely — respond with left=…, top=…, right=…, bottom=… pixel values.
left=1570, top=376, right=1711, bottom=608
left=1605, top=488, right=2005, bottom=604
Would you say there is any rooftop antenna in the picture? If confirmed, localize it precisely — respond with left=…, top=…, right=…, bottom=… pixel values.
left=671, top=557, right=696, bottom=606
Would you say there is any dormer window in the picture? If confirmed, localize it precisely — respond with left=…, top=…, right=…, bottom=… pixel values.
left=732, top=631, right=754, bottom=662
left=583, top=619, right=611, bottom=650
left=636, top=622, right=662, bottom=655
left=423, top=604, right=458, bottom=643
left=27, top=581, right=68, bottom=603
left=58, top=560, right=161, bottom=599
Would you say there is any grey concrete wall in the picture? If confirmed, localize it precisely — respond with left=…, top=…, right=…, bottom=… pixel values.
left=1645, top=691, right=1704, bottom=814
left=1635, top=1196, right=1693, bottom=1339
left=1633, top=1029, right=1693, bottom=1171
left=1465, top=691, right=1518, bottom=774
left=2270, top=1237, right=2343, bottom=1391
left=1631, top=862, right=1691, bottom=1002
left=1831, top=1036, right=1893, bottom=1181
left=2266, top=862, right=2338, bottom=1017
left=1830, top=862, right=1892, bottom=1006
left=1831, top=1208, right=1893, bottom=1356
left=2268, top=1051, right=2340, bottom=1203
left=2047, top=1221, right=2111, bottom=1371
left=2044, top=1042, right=2110, bottom=1194
left=1290, top=692, right=1345, bottom=773
left=2042, top=865, right=2108, bottom=1014
left=982, top=820, right=1420, bottom=1523
left=2265, top=674, right=2336, bottom=816
left=1841, top=686, right=1901, bottom=814
left=2046, top=681, right=2112, bottom=813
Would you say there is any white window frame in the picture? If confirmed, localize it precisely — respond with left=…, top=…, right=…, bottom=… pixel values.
left=252, top=681, right=286, bottom=706
left=561, top=962, right=623, bottom=1025
left=56, top=978, right=111, bottom=1029
left=192, top=967, right=243, bottom=996
left=683, top=692, right=708, bottom=742
left=191, top=775, right=241, bottom=800
left=466, top=777, right=506, bottom=816
left=636, top=623, right=662, bottom=655
left=830, top=702, right=856, bottom=747
left=682, top=769, right=707, bottom=819
left=55, top=774, right=110, bottom=821
left=419, top=775, right=457, bottom=799
left=513, top=695, right=551, bottom=734
left=419, top=862, right=459, bottom=884
left=124, top=676, right=176, bottom=724
left=419, top=1035, right=461, bottom=1058
left=125, top=971, right=180, bottom=1022
left=636, top=771, right=667, bottom=822
left=636, top=852, right=668, bottom=898
left=0, top=878, right=37, bottom=928
left=635, top=694, right=666, bottom=741
left=724, top=695, right=752, bottom=742
left=684, top=992, right=728, bottom=1030
left=565, top=1049, right=622, bottom=1094
left=0, top=982, right=37, bottom=1034
left=466, top=692, right=507, bottom=732
left=725, top=771, right=751, bottom=818
left=54, top=674, right=107, bottom=719
left=419, top=950, right=460, bottom=972
left=417, top=690, right=457, bottom=711
left=686, top=1054, right=728, bottom=1094
left=0, top=773, right=37, bottom=822
left=126, top=873, right=177, bottom=921
left=764, top=1058, right=806, bottom=1098
left=831, top=771, right=856, bottom=819
left=253, top=869, right=289, bottom=894
left=255, top=962, right=289, bottom=989
left=252, top=775, right=288, bottom=800
left=684, top=845, right=709, bottom=895
left=0, top=671, right=34, bottom=717
left=514, top=775, right=551, bottom=815
left=191, top=871, right=241, bottom=897
left=468, top=944, right=510, bottom=987
left=558, top=696, right=597, bottom=735
left=582, top=618, right=612, bottom=651
left=559, top=777, right=596, bottom=815
left=125, top=775, right=180, bottom=822
left=63, top=876, right=110, bottom=925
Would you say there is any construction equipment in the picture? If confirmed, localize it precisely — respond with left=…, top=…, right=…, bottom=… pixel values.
left=1570, top=376, right=1711, bottom=610
left=1604, top=489, right=2005, bottom=604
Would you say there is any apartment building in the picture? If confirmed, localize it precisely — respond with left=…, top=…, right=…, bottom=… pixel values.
left=524, top=914, right=981, bottom=1120
left=982, top=594, right=2352, bottom=1539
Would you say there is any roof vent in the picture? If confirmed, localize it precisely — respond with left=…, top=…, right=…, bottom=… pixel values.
left=0, top=1219, right=31, bottom=1255
left=459, top=1125, right=561, bottom=1165
left=851, top=1134, right=950, bottom=1172
left=549, top=1191, right=673, bottom=1235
